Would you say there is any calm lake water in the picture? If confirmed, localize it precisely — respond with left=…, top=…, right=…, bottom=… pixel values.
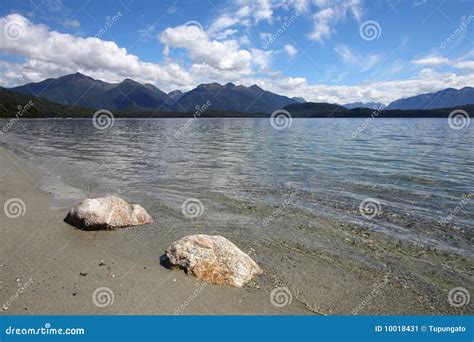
left=1, top=118, right=473, bottom=256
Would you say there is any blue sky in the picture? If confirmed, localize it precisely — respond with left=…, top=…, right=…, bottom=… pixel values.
left=0, top=0, right=473, bottom=104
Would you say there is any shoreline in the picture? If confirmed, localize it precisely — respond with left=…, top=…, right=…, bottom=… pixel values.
left=0, top=146, right=472, bottom=315
left=0, top=146, right=310, bottom=315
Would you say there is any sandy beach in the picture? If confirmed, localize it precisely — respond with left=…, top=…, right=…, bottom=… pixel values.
left=0, top=145, right=472, bottom=315
left=0, top=147, right=309, bottom=315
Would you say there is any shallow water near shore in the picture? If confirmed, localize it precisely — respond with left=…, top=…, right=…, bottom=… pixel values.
left=0, top=118, right=472, bottom=315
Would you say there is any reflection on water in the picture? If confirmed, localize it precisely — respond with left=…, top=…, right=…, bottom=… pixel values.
left=0, top=118, right=473, bottom=254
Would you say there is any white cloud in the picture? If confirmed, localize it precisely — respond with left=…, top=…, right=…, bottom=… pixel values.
left=454, top=60, right=474, bottom=70
left=0, top=14, right=192, bottom=89
left=214, top=28, right=238, bottom=40
left=411, top=55, right=450, bottom=66
left=334, top=44, right=382, bottom=72
left=208, top=15, right=240, bottom=35
left=235, top=67, right=474, bottom=105
left=284, top=44, right=297, bottom=57
left=413, top=0, right=428, bottom=7
left=43, top=0, right=64, bottom=12
left=138, top=24, right=155, bottom=40
left=62, top=19, right=80, bottom=29
left=253, top=0, right=273, bottom=22
left=208, top=0, right=274, bottom=38
left=309, top=0, right=363, bottom=42
left=159, top=24, right=252, bottom=73
left=334, top=44, right=358, bottom=64
left=412, top=54, right=474, bottom=71
left=250, top=48, right=273, bottom=69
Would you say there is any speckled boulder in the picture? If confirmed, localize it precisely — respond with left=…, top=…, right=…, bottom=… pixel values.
left=165, top=234, right=263, bottom=287
left=64, top=196, right=153, bottom=230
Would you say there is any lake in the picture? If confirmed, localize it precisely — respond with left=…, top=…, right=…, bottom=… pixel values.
left=0, top=118, right=472, bottom=314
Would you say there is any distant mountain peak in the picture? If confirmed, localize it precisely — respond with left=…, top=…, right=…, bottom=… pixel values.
left=387, top=86, right=474, bottom=110
left=177, top=81, right=298, bottom=113
left=167, top=89, right=184, bottom=104
left=63, top=72, right=92, bottom=81
left=292, top=97, right=306, bottom=103
left=72, top=71, right=87, bottom=77
left=168, top=89, right=183, bottom=96
left=10, top=72, right=172, bottom=111
left=197, top=82, right=223, bottom=90
left=249, top=84, right=263, bottom=91
left=343, top=102, right=385, bottom=110
left=120, top=78, right=140, bottom=85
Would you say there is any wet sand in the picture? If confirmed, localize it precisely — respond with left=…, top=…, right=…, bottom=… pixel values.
left=0, top=147, right=472, bottom=315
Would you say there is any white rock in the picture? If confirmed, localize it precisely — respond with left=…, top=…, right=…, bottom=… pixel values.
left=165, top=234, right=262, bottom=287
left=64, top=196, right=153, bottom=230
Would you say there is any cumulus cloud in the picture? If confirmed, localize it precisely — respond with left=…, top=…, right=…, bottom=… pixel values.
left=284, top=44, right=297, bottom=57
left=159, top=24, right=252, bottom=74
left=0, top=14, right=192, bottom=89
left=244, top=68, right=474, bottom=105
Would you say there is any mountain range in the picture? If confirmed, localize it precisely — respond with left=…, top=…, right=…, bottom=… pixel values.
left=2, top=86, right=472, bottom=119
left=7, top=73, right=474, bottom=113
left=343, top=102, right=385, bottom=110
left=10, top=73, right=300, bottom=114
left=386, top=87, right=474, bottom=110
